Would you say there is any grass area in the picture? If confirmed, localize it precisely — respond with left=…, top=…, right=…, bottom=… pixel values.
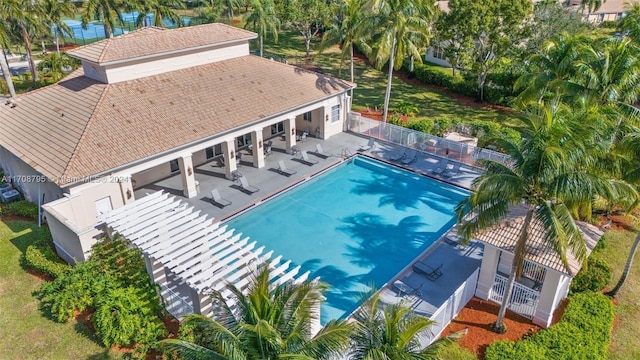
left=259, top=31, right=519, bottom=127
left=0, top=219, right=121, bottom=360
left=597, top=226, right=640, bottom=360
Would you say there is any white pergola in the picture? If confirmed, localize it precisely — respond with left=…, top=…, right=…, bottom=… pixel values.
left=99, top=191, right=312, bottom=319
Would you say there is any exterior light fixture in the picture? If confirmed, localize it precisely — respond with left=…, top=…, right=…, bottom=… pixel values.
left=187, top=166, right=193, bottom=176
left=126, top=189, right=132, bottom=199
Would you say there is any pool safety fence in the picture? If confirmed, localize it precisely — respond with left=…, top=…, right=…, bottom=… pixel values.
left=424, top=267, right=479, bottom=344
left=347, top=112, right=511, bottom=168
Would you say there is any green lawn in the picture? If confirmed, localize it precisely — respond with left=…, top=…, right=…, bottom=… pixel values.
left=597, top=227, right=640, bottom=360
left=258, top=31, right=519, bottom=127
left=0, top=219, right=121, bottom=360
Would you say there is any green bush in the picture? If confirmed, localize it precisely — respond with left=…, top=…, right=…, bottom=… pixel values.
left=569, top=257, right=612, bottom=295
left=24, top=245, right=70, bottom=279
left=395, top=101, right=419, bottom=116
left=485, top=293, right=614, bottom=360
left=388, top=114, right=404, bottom=126
left=93, top=287, right=165, bottom=349
left=405, top=117, right=435, bottom=134
left=2, top=200, right=38, bottom=220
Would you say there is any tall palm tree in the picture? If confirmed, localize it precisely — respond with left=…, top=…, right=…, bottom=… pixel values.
left=455, top=103, right=637, bottom=333
left=160, top=265, right=352, bottom=359
left=0, top=20, right=16, bottom=98
left=37, top=52, right=78, bottom=82
left=1, top=0, right=45, bottom=82
left=363, top=0, right=435, bottom=123
left=619, top=2, right=640, bottom=43
left=126, top=0, right=185, bottom=28
left=82, top=0, right=123, bottom=39
left=320, top=0, right=367, bottom=89
left=243, top=0, right=280, bottom=57
left=39, top=0, right=76, bottom=55
left=349, top=291, right=459, bottom=359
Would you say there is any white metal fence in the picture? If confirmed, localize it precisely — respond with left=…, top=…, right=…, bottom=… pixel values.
left=159, top=283, right=194, bottom=320
left=423, top=267, right=480, bottom=344
left=347, top=112, right=510, bottom=167
left=489, top=273, right=540, bottom=319
left=522, top=258, right=547, bottom=283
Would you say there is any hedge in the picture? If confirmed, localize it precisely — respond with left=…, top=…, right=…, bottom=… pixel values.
left=485, top=292, right=614, bottom=360
left=24, top=244, right=70, bottom=279
left=569, top=257, right=612, bottom=295
left=1, top=200, right=38, bottom=220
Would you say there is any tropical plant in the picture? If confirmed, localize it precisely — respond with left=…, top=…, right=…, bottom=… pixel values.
left=39, top=0, right=76, bottom=54
left=349, top=291, right=459, bottom=359
left=190, top=4, right=225, bottom=25
left=1, top=0, right=46, bottom=82
left=619, top=2, right=640, bottom=44
left=37, top=52, right=79, bottom=82
left=81, top=0, right=124, bottom=39
left=125, top=0, right=185, bottom=28
left=454, top=102, right=638, bottom=333
left=243, top=0, right=280, bottom=57
left=581, top=0, right=606, bottom=17
left=362, top=0, right=436, bottom=123
left=160, top=264, right=352, bottom=359
left=320, top=0, right=367, bottom=87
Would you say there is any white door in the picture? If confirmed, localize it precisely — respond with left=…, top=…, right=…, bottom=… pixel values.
left=95, top=197, right=113, bottom=216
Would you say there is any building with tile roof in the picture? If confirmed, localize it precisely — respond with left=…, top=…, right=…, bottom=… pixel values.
left=0, top=23, right=354, bottom=262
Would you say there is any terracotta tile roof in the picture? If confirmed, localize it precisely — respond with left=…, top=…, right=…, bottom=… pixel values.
left=67, top=24, right=257, bottom=63
left=0, top=56, right=354, bottom=186
left=475, top=206, right=602, bottom=276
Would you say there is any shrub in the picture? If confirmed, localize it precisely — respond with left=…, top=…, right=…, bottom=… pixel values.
left=569, top=257, right=612, bottom=295
left=93, top=286, right=165, bottom=349
left=395, top=101, right=419, bottom=117
left=24, top=245, right=70, bottom=279
left=2, top=200, right=38, bottom=220
left=388, top=114, right=404, bottom=126
left=485, top=293, right=614, bottom=360
left=405, top=117, right=435, bottom=134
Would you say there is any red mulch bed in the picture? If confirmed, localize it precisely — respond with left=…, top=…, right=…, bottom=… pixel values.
left=440, top=297, right=542, bottom=359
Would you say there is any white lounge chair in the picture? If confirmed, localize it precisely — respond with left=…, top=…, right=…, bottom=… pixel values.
left=431, top=159, right=449, bottom=176
left=311, top=144, right=329, bottom=159
left=401, top=149, right=417, bottom=165
left=389, top=147, right=406, bottom=161
left=359, top=138, right=376, bottom=152
left=442, top=162, right=462, bottom=177
left=300, top=150, right=318, bottom=165
left=276, top=160, right=297, bottom=176
left=210, top=189, right=231, bottom=207
left=238, top=176, right=259, bottom=194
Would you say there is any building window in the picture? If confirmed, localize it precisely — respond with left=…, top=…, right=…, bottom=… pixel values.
left=205, top=144, right=223, bottom=159
left=95, top=197, right=112, bottom=215
left=303, top=111, right=312, bottom=122
left=170, top=159, right=180, bottom=173
left=433, top=46, right=445, bottom=60
left=331, top=105, right=340, bottom=123
left=271, top=122, right=284, bottom=135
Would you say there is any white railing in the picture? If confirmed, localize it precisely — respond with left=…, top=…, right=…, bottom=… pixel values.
left=159, top=283, right=194, bottom=320
left=522, top=258, right=547, bottom=283
left=489, top=273, right=540, bottom=319
left=423, top=267, right=479, bottom=344
left=347, top=112, right=510, bottom=167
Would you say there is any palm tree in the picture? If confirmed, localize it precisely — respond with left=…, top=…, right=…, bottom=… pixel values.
left=126, top=0, right=185, bottom=28
left=82, top=0, right=123, bottom=39
left=606, top=232, right=640, bottom=298
left=320, top=0, right=367, bottom=91
left=243, top=0, right=280, bottom=57
left=39, top=0, right=76, bottom=55
left=619, top=2, right=640, bottom=43
left=0, top=19, right=16, bottom=98
left=581, top=0, right=606, bottom=19
left=455, top=103, right=637, bottom=333
left=349, top=291, right=459, bottom=359
left=1, top=0, right=46, bottom=82
left=190, top=4, right=225, bottom=26
left=160, top=265, right=352, bottom=359
left=363, top=0, right=435, bottom=123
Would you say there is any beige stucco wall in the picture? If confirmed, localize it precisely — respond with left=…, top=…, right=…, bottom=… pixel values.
left=103, top=42, right=250, bottom=83
left=0, top=146, right=64, bottom=203
left=132, top=162, right=175, bottom=189
left=66, top=181, right=126, bottom=228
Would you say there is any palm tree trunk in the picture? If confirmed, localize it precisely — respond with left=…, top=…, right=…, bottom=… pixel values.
left=260, top=35, right=263, bottom=57
left=606, top=232, right=640, bottom=298
left=21, top=25, right=38, bottom=82
left=349, top=43, right=354, bottom=97
left=382, top=35, right=396, bottom=124
left=0, top=47, right=17, bottom=99
left=104, top=22, right=112, bottom=39
left=493, top=207, right=534, bottom=333
left=56, top=34, right=60, bottom=55
left=410, top=55, right=414, bottom=72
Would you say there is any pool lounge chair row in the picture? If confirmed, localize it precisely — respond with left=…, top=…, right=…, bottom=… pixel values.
left=388, top=147, right=417, bottom=165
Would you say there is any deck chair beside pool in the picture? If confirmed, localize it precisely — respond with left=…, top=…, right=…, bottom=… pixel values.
left=300, top=150, right=318, bottom=165
left=442, top=162, right=462, bottom=178
left=312, top=144, right=330, bottom=159
left=389, top=147, right=406, bottom=161
left=210, top=189, right=231, bottom=207
left=276, top=160, right=297, bottom=176
left=413, top=262, right=443, bottom=281
left=401, top=149, right=417, bottom=165
left=430, top=159, right=449, bottom=176
left=238, top=176, right=259, bottom=194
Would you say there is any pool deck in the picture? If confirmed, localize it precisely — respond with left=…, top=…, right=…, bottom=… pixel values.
left=134, top=132, right=484, bottom=323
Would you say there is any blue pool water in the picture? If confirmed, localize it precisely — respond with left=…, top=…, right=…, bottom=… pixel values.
left=227, top=156, right=468, bottom=323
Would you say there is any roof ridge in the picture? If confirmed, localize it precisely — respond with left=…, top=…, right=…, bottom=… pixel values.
left=98, top=37, right=115, bottom=63
left=59, top=83, right=111, bottom=184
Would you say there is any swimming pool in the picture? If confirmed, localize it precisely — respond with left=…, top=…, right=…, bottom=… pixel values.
left=227, top=156, right=468, bottom=323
